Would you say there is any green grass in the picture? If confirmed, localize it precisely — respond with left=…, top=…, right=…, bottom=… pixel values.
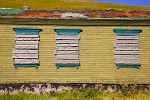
left=0, top=0, right=150, bottom=11
left=0, top=89, right=150, bottom=100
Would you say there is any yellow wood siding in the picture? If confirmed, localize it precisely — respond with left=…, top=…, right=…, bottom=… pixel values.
left=0, top=25, right=150, bottom=84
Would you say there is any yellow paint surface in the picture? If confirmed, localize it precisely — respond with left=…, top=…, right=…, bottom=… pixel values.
left=0, top=25, right=150, bottom=84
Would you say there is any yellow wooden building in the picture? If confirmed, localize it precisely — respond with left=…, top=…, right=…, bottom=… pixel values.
left=0, top=18, right=150, bottom=84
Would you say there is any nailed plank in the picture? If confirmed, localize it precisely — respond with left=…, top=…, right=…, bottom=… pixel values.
left=56, top=44, right=79, bottom=47
left=15, top=45, right=38, bottom=49
left=55, top=51, right=79, bottom=55
left=15, top=59, right=39, bottom=64
left=13, top=54, right=38, bottom=58
left=116, top=36, right=139, bottom=40
left=55, top=60, right=79, bottom=64
left=56, top=47, right=79, bottom=51
left=13, top=49, right=38, bottom=54
left=114, top=55, right=139, bottom=59
left=16, top=41, right=39, bottom=45
left=16, top=37, right=39, bottom=41
left=115, top=59, right=140, bottom=64
left=56, top=40, right=79, bottom=44
left=115, top=47, right=139, bottom=51
left=115, top=51, right=139, bottom=55
left=16, top=35, right=39, bottom=38
left=114, top=44, right=139, bottom=47
left=56, top=55, right=79, bottom=60
left=56, top=35, right=80, bottom=40
left=116, top=40, right=139, bottom=44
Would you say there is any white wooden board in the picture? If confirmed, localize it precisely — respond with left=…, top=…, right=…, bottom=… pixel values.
left=56, top=40, right=79, bottom=44
left=16, top=35, right=39, bottom=38
left=114, top=55, right=139, bottom=59
left=115, top=59, right=140, bottom=64
left=56, top=47, right=79, bottom=51
left=13, top=49, right=38, bottom=54
left=56, top=44, right=79, bottom=47
left=115, top=47, right=139, bottom=51
left=55, top=60, right=79, bottom=64
left=15, top=41, right=39, bottom=45
left=56, top=55, right=79, bottom=60
left=56, top=35, right=80, bottom=40
left=16, top=37, right=39, bottom=41
left=115, top=51, right=139, bottom=55
left=55, top=51, right=79, bottom=55
left=114, top=44, right=139, bottom=47
left=13, top=54, right=38, bottom=58
left=116, top=40, right=139, bottom=44
left=15, top=59, right=39, bottom=64
left=15, top=45, right=38, bottom=49
left=116, top=36, right=139, bottom=40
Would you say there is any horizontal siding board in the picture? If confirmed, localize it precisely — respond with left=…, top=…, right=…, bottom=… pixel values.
left=13, top=54, right=38, bottom=58
left=56, top=35, right=80, bottom=40
left=16, top=41, right=39, bottom=45
left=115, top=47, right=139, bottom=50
left=15, top=59, right=39, bottom=64
left=115, top=59, right=140, bottom=64
left=56, top=55, right=79, bottom=60
left=16, top=35, right=39, bottom=38
left=56, top=47, right=79, bottom=51
left=115, top=51, right=139, bottom=55
left=56, top=40, right=79, bottom=44
left=55, top=60, right=79, bottom=64
left=13, top=50, right=38, bottom=54
left=55, top=51, right=79, bottom=55
left=114, top=44, right=139, bottom=47
left=16, top=37, right=39, bottom=41
left=116, top=36, right=139, bottom=40
left=15, top=45, right=38, bottom=49
left=114, top=55, right=139, bottom=59
left=56, top=44, right=79, bottom=47
left=116, top=40, right=139, bottom=44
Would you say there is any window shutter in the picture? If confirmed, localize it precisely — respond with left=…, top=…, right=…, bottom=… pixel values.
left=54, top=29, right=82, bottom=69
left=114, top=29, right=142, bottom=69
left=13, top=28, right=42, bottom=69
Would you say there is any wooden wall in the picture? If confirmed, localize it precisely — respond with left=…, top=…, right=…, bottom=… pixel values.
left=0, top=25, right=150, bottom=84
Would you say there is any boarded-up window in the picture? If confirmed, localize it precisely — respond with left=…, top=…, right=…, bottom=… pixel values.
left=114, top=29, right=142, bottom=69
left=54, top=29, right=82, bottom=69
left=13, top=28, right=42, bottom=69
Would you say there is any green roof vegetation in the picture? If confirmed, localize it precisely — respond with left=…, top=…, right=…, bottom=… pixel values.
left=0, top=0, right=150, bottom=11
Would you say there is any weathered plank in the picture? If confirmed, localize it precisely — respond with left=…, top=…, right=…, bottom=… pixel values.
left=56, top=55, right=79, bottom=60
left=15, top=45, right=38, bottom=49
left=56, top=44, right=79, bottom=47
left=55, top=60, right=79, bottom=64
left=115, top=47, right=139, bottom=51
left=115, top=51, right=139, bottom=55
left=55, top=51, right=79, bottom=55
left=116, top=36, right=139, bottom=40
left=114, top=44, right=139, bottom=47
left=16, top=37, right=39, bottom=41
left=115, top=59, right=140, bottom=64
left=13, top=54, right=38, bottom=58
left=15, top=59, right=39, bottom=64
left=56, top=47, right=79, bottom=51
left=56, top=35, right=80, bottom=40
left=13, top=49, right=38, bottom=54
left=116, top=40, right=139, bottom=44
left=56, top=40, right=79, bottom=44
left=16, top=35, right=39, bottom=38
left=16, top=41, right=39, bottom=45
left=114, top=55, right=139, bottom=59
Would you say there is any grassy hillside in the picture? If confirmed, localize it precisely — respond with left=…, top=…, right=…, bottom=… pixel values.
left=0, top=0, right=150, bottom=11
